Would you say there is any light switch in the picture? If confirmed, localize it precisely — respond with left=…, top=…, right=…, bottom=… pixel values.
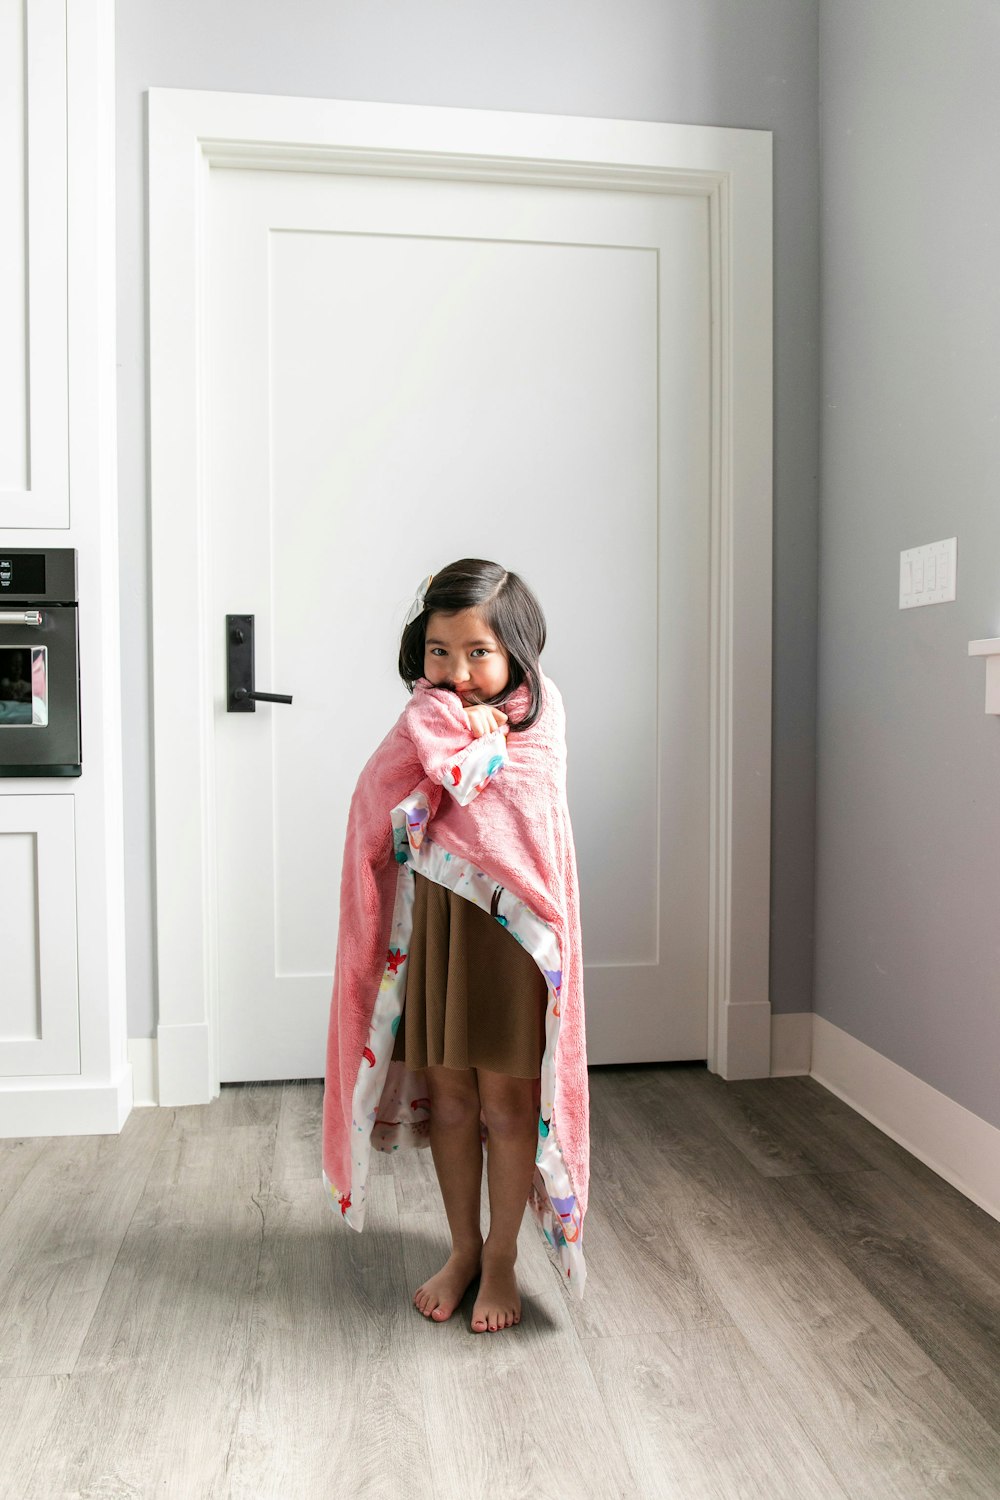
left=900, top=537, right=957, bottom=609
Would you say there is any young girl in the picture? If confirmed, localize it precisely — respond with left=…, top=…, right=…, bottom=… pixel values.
left=322, top=558, right=589, bottom=1332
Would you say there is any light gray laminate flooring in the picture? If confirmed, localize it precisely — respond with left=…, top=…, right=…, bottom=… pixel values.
left=2, top=1064, right=1000, bottom=1499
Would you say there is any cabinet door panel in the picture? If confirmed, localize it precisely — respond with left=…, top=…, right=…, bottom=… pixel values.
left=0, top=795, right=80, bottom=1074
left=0, top=0, right=69, bottom=528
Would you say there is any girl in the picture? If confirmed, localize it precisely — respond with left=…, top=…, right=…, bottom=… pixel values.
left=322, top=558, right=589, bottom=1333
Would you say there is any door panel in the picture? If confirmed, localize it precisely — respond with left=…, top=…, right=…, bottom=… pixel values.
left=207, top=166, right=710, bottom=1080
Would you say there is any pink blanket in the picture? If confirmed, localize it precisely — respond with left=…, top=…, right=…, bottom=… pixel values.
left=322, top=673, right=590, bottom=1297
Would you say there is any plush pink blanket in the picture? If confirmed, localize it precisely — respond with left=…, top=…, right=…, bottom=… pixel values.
left=322, top=673, right=590, bottom=1297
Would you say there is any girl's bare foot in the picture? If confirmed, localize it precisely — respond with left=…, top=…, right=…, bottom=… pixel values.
left=471, top=1249, right=521, bottom=1332
left=413, top=1243, right=483, bottom=1321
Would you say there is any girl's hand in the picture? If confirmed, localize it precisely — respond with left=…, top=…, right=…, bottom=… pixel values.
left=462, top=704, right=509, bottom=739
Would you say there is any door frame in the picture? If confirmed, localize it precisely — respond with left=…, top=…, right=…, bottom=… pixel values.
left=147, top=89, right=773, bottom=1104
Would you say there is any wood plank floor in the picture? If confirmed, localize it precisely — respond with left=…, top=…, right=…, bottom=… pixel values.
left=2, top=1064, right=1000, bottom=1498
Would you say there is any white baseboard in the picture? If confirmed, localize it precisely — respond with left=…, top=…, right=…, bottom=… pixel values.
left=0, top=1063, right=133, bottom=1136
left=769, top=1009, right=813, bottom=1076
left=155, top=1020, right=214, bottom=1106
left=809, top=1013, right=1000, bottom=1224
left=127, top=1037, right=158, bottom=1106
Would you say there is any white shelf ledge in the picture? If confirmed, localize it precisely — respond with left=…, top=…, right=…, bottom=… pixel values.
left=968, top=638, right=1000, bottom=714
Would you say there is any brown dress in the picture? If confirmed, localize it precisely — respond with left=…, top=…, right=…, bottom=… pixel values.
left=390, top=870, right=547, bottom=1078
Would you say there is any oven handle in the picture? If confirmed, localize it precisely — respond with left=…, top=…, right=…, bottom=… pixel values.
left=0, top=610, right=43, bottom=625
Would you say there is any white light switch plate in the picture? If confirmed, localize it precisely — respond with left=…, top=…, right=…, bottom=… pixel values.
left=899, top=537, right=957, bottom=608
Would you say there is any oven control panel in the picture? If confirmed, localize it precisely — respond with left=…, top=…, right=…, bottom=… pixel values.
left=0, top=553, right=47, bottom=595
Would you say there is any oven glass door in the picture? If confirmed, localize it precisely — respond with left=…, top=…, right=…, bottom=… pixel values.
left=0, top=646, right=48, bottom=726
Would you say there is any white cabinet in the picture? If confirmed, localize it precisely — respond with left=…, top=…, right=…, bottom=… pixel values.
left=0, top=0, right=129, bottom=1137
left=0, top=796, right=79, bottom=1074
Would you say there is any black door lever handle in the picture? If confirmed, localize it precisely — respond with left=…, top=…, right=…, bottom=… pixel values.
left=232, top=686, right=293, bottom=705
left=226, top=614, right=293, bottom=712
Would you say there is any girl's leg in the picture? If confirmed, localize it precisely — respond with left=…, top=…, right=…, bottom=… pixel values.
left=472, top=1068, right=538, bottom=1332
left=412, top=1064, right=485, bottom=1321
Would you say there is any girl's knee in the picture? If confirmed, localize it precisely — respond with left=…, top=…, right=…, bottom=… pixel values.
left=476, top=1070, right=536, bottom=1134
left=425, top=1065, right=480, bottom=1122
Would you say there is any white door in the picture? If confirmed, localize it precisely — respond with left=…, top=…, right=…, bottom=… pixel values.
left=206, top=164, right=711, bottom=1081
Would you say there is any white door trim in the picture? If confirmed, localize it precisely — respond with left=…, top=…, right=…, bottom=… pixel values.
left=147, top=90, right=773, bottom=1104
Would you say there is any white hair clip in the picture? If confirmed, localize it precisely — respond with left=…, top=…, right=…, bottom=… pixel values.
left=404, top=572, right=434, bottom=629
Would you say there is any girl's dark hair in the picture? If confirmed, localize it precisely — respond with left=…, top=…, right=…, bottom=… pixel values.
left=398, top=558, right=546, bottom=733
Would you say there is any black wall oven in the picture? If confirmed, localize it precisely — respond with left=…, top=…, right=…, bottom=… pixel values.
left=0, top=549, right=81, bottom=777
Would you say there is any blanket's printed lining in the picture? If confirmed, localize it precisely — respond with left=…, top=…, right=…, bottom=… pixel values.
left=322, top=787, right=587, bottom=1299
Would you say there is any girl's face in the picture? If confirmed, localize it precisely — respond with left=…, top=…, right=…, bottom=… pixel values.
left=423, top=608, right=510, bottom=705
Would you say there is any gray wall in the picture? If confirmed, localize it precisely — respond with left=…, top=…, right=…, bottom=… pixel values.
left=815, top=0, right=1000, bottom=1126
left=116, top=0, right=821, bottom=1037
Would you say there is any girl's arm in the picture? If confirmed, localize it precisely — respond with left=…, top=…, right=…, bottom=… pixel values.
left=403, top=684, right=510, bottom=808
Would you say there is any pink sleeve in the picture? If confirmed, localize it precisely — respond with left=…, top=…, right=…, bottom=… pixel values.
left=403, top=683, right=510, bottom=808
